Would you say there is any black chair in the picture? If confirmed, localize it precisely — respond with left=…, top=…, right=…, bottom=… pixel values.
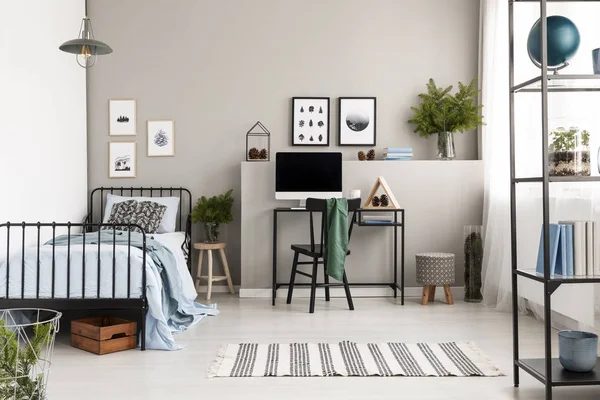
left=286, top=198, right=361, bottom=313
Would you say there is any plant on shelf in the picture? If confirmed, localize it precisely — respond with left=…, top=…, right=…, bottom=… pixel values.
left=0, top=320, right=53, bottom=400
left=408, top=77, right=484, bottom=160
left=192, top=189, right=234, bottom=243
left=548, top=126, right=590, bottom=176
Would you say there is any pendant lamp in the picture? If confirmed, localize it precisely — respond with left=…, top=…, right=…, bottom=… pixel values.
left=59, top=0, right=112, bottom=68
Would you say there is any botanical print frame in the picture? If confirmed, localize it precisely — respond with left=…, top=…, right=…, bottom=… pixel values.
left=109, top=142, right=136, bottom=178
left=338, top=97, right=377, bottom=146
left=109, top=99, right=136, bottom=136
left=147, top=120, right=175, bottom=157
left=291, top=97, right=330, bottom=146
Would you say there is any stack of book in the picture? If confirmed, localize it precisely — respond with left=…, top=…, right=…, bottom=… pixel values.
left=536, top=221, right=600, bottom=276
left=361, top=214, right=394, bottom=225
left=383, top=148, right=413, bottom=161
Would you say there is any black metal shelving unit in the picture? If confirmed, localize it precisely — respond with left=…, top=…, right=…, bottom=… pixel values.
left=510, top=1, right=600, bottom=399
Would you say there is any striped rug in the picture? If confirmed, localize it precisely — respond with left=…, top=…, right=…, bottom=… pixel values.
left=208, top=341, right=503, bottom=378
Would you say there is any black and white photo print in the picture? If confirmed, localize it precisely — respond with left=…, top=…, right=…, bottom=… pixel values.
left=109, top=142, right=136, bottom=178
left=338, top=97, right=377, bottom=146
left=292, top=97, right=330, bottom=146
left=109, top=99, right=136, bottom=136
left=147, top=120, right=175, bottom=157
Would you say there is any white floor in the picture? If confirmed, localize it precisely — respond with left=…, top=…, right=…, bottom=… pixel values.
left=49, top=294, right=600, bottom=400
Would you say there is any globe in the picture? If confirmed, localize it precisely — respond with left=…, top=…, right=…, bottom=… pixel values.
left=527, top=16, right=580, bottom=69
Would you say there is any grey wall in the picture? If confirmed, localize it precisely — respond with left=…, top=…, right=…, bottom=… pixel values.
left=87, top=0, right=481, bottom=285
left=241, top=161, right=484, bottom=291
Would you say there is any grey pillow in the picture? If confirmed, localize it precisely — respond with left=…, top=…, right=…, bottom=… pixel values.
left=104, top=200, right=167, bottom=234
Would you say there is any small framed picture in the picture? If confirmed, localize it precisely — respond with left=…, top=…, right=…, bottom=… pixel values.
left=109, top=99, right=136, bottom=136
left=109, top=142, right=136, bottom=178
left=291, top=97, right=330, bottom=146
left=338, top=97, right=377, bottom=146
left=147, top=120, right=175, bottom=157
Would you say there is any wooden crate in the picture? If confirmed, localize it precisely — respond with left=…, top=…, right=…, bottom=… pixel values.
left=71, top=317, right=137, bottom=355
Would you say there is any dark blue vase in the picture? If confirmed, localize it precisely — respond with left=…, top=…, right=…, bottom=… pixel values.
left=527, top=16, right=580, bottom=69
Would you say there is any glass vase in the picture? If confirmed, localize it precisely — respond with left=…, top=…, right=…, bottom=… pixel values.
left=548, top=128, right=590, bottom=176
left=464, top=225, right=483, bottom=303
left=437, top=132, right=456, bottom=160
left=204, top=223, right=220, bottom=243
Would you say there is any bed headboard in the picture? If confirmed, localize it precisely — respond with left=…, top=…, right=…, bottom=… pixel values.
left=88, top=187, right=194, bottom=270
left=88, top=187, right=192, bottom=231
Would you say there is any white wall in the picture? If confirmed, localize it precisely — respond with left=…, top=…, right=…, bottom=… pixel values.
left=0, top=0, right=87, bottom=248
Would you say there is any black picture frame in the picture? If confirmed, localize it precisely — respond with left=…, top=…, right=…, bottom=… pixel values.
left=338, top=97, right=377, bottom=147
left=291, top=97, right=331, bottom=147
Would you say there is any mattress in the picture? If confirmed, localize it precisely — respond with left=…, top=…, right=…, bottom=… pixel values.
left=0, top=231, right=195, bottom=300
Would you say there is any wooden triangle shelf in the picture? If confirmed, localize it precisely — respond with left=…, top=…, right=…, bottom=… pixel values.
left=362, top=176, right=401, bottom=209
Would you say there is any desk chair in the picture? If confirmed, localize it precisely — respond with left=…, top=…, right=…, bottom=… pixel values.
left=286, top=198, right=361, bottom=313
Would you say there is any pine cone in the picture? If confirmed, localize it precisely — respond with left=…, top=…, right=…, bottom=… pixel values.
left=259, top=149, right=268, bottom=160
left=358, top=151, right=366, bottom=161
left=248, top=147, right=260, bottom=160
left=367, top=149, right=376, bottom=160
left=380, top=194, right=389, bottom=207
left=371, top=196, right=380, bottom=207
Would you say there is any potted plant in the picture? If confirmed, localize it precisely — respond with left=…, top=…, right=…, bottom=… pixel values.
left=408, top=77, right=484, bottom=160
left=549, top=126, right=590, bottom=176
left=191, top=189, right=234, bottom=243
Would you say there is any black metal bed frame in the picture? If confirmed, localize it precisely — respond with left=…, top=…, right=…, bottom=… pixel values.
left=0, top=187, right=193, bottom=351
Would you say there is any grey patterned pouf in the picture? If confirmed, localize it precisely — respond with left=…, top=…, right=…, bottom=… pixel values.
left=415, top=253, right=455, bottom=305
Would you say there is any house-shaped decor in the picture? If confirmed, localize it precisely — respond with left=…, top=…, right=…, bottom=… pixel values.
left=246, top=121, right=270, bottom=162
left=363, top=176, right=401, bottom=209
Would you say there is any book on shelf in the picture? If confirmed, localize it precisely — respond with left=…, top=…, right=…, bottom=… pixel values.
left=382, top=157, right=412, bottom=161
left=535, top=224, right=561, bottom=275
left=587, top=221, right=594, bottom=276
left=361, top=215, right=394, bottom=223
left=361, top=220, right=395, bottom=225
left=555, top=224, right=567, bottom=275
left=556, top=220, right=596, bottom=277
left=384, top=147, right=412, bottom=153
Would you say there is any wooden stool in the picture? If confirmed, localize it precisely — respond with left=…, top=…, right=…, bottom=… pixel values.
left=194, top=242, right=234, bottom=301
left=415, top=253, right=455, bottom=305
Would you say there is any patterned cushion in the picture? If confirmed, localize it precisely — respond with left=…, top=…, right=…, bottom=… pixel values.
left=104, top=200, right=167, bottom=234
left=129, top=201, right=167, bottom=234
left=415, top=253, right=455, bottom=285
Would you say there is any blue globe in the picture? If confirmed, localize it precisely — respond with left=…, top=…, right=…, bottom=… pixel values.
left=527, top=16, right=580, bottom=68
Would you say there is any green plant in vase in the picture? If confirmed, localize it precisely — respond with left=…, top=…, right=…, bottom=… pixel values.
left=408, top=77, right=484, bottom=160
left=549, top=126, right=590, bottom=176
left=192, top=189, right=234, bottom=243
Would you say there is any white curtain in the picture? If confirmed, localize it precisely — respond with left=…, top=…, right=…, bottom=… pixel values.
left=480, top=0, right=600, bottom=328
left=480, top=0, right=515, bottom=311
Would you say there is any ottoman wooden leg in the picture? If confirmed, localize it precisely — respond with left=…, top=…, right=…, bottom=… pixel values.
left=428, top=286, right=436, bottom=302
left=444, top=284, right=454, bottom=305
left=421, top=286, right=430, bottom=305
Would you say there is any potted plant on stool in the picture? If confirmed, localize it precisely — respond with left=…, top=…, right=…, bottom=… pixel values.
left=408, top=77, right=484, bottom=160
left=192, top=189, right=234, bottom=243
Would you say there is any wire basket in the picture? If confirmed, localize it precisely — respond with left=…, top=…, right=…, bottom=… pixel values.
left=0, top=309, right=62, bottom=400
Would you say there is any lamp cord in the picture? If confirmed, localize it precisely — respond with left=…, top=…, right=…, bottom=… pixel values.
left=85, top=0, right=88, bottom=17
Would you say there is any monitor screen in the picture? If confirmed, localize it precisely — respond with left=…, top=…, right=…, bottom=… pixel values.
left=275, top=152, right=342, bottom=200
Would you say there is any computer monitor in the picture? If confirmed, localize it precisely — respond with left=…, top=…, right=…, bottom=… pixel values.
left=275, top=152, right=342, bottom=204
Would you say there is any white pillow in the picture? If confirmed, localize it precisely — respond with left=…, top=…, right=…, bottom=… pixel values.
left=102, top=194, right=180, bottom=233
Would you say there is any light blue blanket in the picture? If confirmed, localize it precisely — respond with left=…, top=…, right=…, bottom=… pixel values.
left=49, top=231, right=218, bottom=350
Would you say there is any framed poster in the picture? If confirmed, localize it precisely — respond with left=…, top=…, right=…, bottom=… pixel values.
left=338, top=97, right=377, bottom=146
left=147, top=120, right=175, bottom=157
left=109, top=142, right=136, bottom=178
left=291, top=97, right=330, bottom=146
left=109, top=99, right=136, bottom=136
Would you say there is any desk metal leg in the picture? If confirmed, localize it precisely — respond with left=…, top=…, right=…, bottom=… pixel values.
left=393, top=212, right=398, bottom=299
left=401, top=210, right=405, bottom=306
left=272, top=210, right=277, bottom=306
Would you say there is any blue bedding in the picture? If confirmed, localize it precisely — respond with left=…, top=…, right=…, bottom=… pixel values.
left=50, top=231, right=218, bottom=350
